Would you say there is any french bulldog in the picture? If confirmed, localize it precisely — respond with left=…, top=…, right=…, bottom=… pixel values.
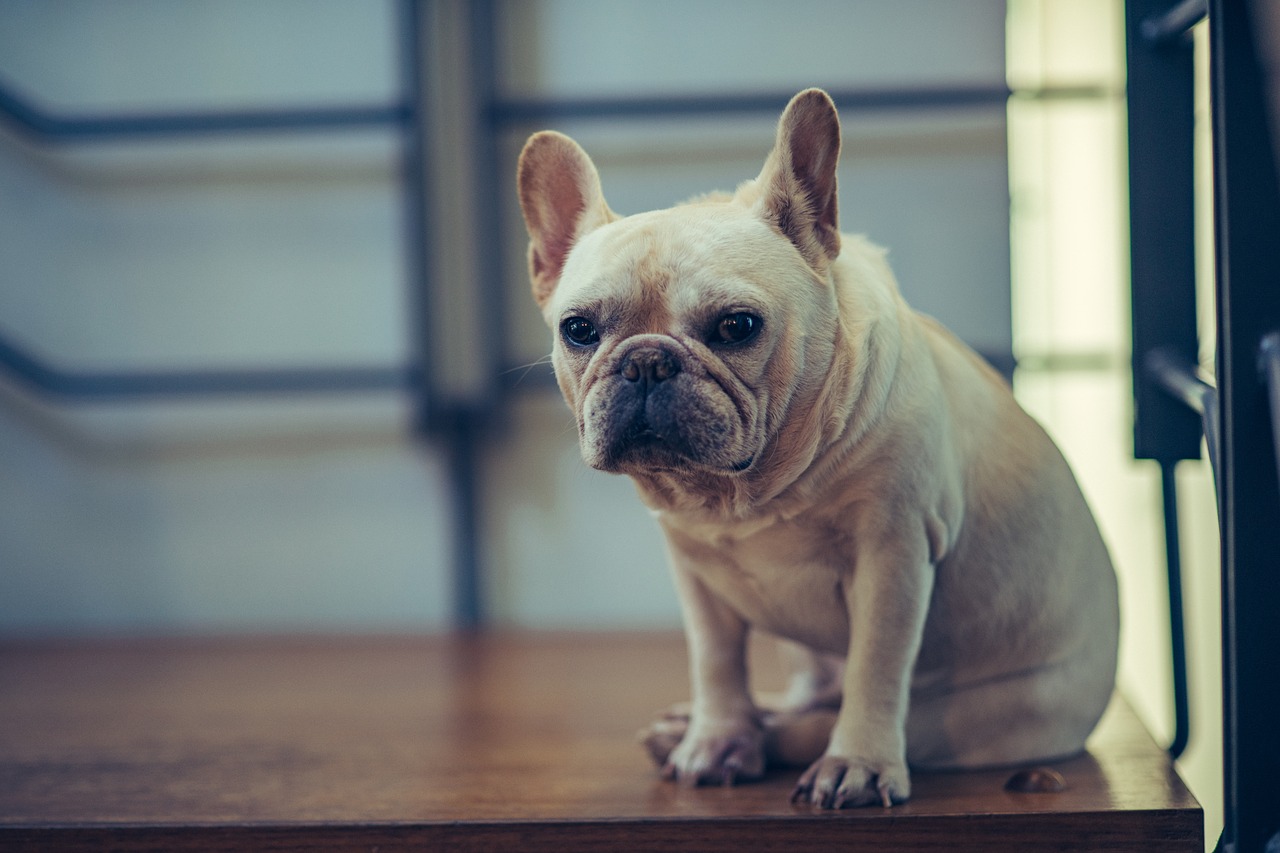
left=516, top=88, right=1118, bottom=809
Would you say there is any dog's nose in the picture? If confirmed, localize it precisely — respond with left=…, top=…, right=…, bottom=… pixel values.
left=620, top=347, right=681, bottom=385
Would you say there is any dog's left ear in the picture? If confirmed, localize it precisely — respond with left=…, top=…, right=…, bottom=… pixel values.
left=517, top=131, right=615, bottom=309
left=755, top=89, right=842, bottom=272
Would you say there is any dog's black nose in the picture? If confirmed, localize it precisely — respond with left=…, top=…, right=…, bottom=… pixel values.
left=620, top=347, right=681, bottom=385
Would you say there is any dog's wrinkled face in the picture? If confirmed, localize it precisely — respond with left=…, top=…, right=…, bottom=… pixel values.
left=548, top=205, right=828, bottom=476
left=518, top=90, right=844, bottom=485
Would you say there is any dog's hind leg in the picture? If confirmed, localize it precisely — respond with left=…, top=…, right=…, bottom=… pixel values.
left=640, top=637, right=843, bottom=771
left=773, top=638, right=845, bottom=713
left=904, top=655, right=1113, bottom=770
left=639, top=704, right=836, bottom=770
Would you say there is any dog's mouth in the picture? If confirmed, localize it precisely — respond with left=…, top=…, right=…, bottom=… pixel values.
left=602, top=425, right=686, bottom=470
left=600, top=425, right=755, bottom=476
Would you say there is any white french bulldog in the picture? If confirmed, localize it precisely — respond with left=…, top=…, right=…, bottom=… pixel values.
left=517, top=88, right=1118, bottom=809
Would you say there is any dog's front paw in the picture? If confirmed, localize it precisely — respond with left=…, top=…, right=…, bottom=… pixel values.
left=662, top=717, right=766, bottom=786
left=791, top=753, right=910, bottom=809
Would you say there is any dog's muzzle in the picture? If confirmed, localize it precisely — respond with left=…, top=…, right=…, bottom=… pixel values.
left=611, top=343, right=687, bottom=453
left=584, top=340, right=752, bottom=474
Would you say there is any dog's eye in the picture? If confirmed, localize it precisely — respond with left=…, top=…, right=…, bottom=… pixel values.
left=713, top=313, right=761, bottom=345
left=561, top=316, right=599, bottom=347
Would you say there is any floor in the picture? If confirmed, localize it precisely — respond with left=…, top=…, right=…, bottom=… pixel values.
left=0, top=631, right=1202, bottom=851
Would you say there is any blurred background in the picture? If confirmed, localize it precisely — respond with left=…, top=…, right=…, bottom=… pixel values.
left=0, top=0, right=1220, bottom=842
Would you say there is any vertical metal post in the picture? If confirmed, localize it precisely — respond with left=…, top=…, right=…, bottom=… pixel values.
left=1127, top=0, right=1203, bottom=464
left=443, top=405, right=485, bottom=631
left=400, top=0, right=488, bottom=630
left=398, top=0, right=434, bottom=427
left=468, top=0, right=508, bottom=404
left=1209, top=0, right=1280, bottom=849
left=1159, top=459, right=1191, bottom=761
left=1126, top=0, right=1202, bottom=760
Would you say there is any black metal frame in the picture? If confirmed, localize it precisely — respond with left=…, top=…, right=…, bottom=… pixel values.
left=1127, top=0, right=1203, bottom=764
left=1209, top=3, right=1280, bottom=849
left=1128, top=0, right=1280, bottom=850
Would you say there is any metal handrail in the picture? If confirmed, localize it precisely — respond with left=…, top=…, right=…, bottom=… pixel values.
left=1128, top=0, right=1205, bottom=763
left=0, top=333, right=416, bottom=400
left=1146, top=346, right=1221, bottom=477
left=1141, top=0, right=1208, bottom=44
left=1133, top=2, right=1280, bottom=848
left=0, top=76, right=411, bottom=142
left=487, top=83, right=1118, bottom=126
left=1143, top=346, right=1219, bottom=763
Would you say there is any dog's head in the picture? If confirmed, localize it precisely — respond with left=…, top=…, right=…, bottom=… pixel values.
left=517, top=89, right=848, bottom=498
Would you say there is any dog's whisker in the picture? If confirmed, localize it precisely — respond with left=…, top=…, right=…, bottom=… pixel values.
left=501, top=354, right=555, bottom=388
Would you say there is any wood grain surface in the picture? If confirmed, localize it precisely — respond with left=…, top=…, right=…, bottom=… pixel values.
left=0, top=632, right=1202, bottom=851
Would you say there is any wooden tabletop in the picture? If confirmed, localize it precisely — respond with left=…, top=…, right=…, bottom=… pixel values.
left=0, top=632, right=1201, bottom=851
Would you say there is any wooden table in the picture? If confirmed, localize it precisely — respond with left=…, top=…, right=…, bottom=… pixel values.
left=0, top=632, right=1202, bottom=851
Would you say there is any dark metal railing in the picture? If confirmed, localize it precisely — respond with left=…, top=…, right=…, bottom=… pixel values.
left=1127, top=0, right=1205, bottom=764
left=1142, top=348, right=1217, bottom=766
left=1145, top=347, right=1220, bottom=479
left=1208, top=1, right=1280, bottom=848
left=1129, top=1, right=1280, bottom=850
left=1141, top=0, right=1210, bottom=44
left=0, top=83, right=411, bottom=143
left=0, top=334, right=417, bottom=400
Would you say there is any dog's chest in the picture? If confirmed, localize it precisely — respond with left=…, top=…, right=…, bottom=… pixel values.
left=663, top=514, right=851, bottom=653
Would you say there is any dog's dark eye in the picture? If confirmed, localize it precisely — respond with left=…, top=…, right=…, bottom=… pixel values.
left=713, top=313, right=761, bottom=345
left=561, top=316, right=599, bottom=347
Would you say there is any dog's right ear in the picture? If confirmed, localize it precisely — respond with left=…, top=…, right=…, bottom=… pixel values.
left=517, top=131, right=614, bottom=309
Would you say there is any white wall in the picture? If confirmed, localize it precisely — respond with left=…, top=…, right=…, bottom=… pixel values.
left=0, top=393, right=453, bottom=635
